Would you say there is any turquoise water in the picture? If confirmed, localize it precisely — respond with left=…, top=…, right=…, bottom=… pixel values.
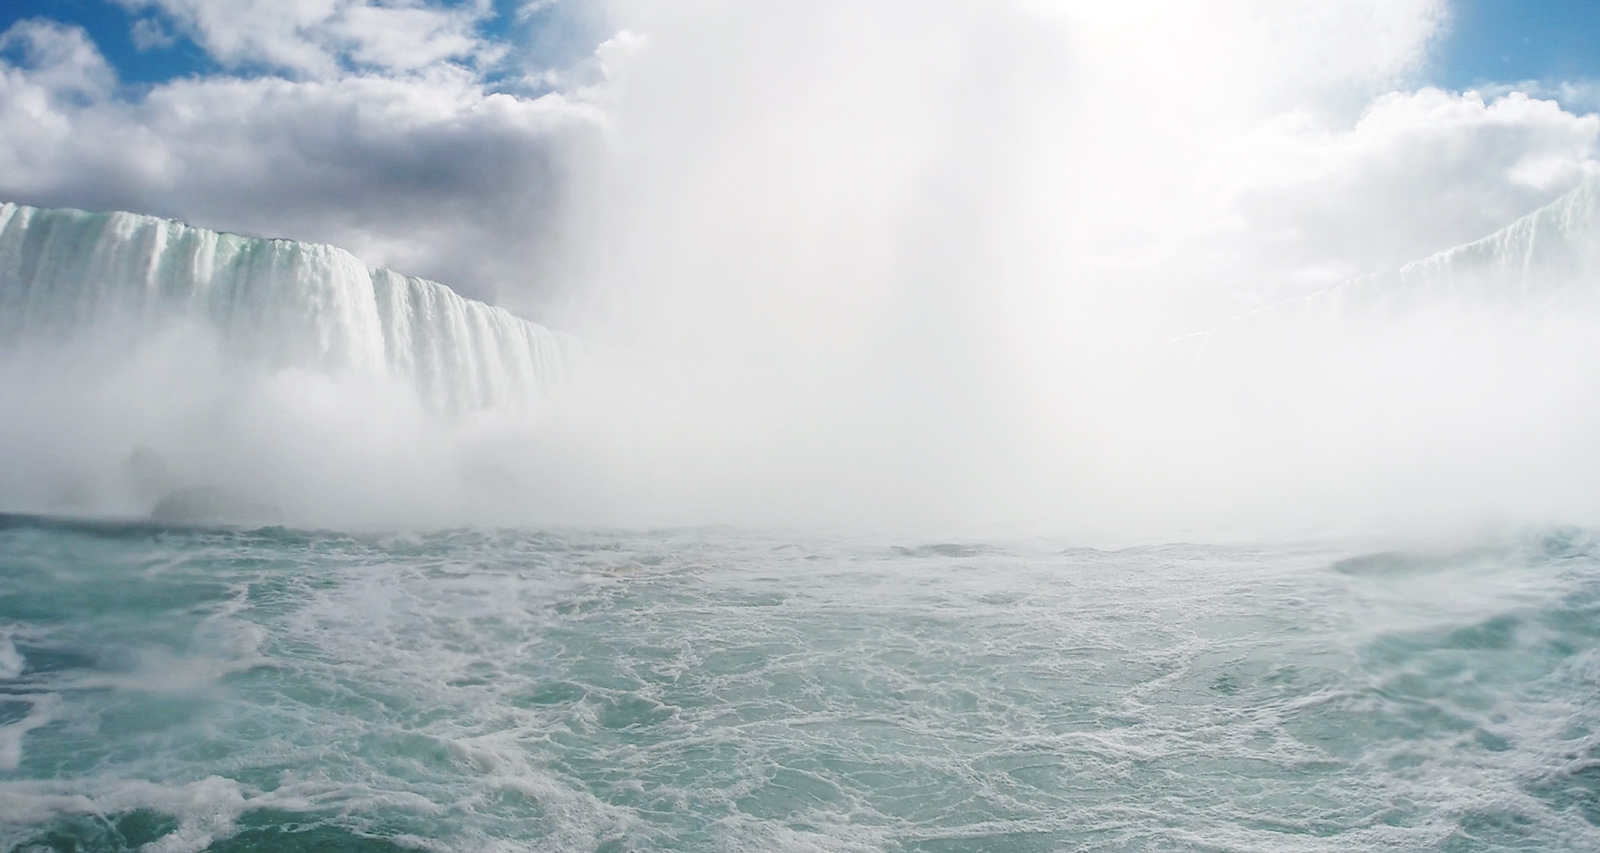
left=2, top=516, right=1599, bottom=851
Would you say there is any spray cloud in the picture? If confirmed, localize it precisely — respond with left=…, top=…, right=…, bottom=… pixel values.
left=4, top=0, right=1600, bottom=539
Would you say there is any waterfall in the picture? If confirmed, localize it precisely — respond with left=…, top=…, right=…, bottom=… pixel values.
left=0, top=202, right=576, bottom=416
left=1323, top=177, right=1600, bottom=314
left=1181, top=177, right=1600, bottom=352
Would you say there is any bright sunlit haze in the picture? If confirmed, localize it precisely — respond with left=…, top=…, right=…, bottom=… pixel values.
left=2, top=0, right=1600, bottom=540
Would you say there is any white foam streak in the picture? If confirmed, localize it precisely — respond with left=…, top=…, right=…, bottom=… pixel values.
left=0, top=695, right=54, bottom=772
left=0, top=635, right=24, bottom=680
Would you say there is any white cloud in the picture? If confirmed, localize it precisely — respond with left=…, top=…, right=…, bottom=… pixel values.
left=0, top=17, right=600, bottom=302
left=335, top=4, right=495, bottom=71
left=129, top=17, right=178, bottom=52
left=1217, top=88, right=1600, bottom=289
left=1468, top=78, right=1600, bottom=118
left=0, top=19, right=115, bottom=101
left=111, top=0, right=500, bottom=77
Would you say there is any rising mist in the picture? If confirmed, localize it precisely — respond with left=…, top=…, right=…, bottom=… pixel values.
left=3, top=0, right=1600, bottom=541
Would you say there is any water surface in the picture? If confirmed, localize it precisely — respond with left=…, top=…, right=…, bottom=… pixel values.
left=2, top=516, right=1597, bottom=851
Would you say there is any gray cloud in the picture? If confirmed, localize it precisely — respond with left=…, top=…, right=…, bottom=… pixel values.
left=0, top=17, right=598, bottom=305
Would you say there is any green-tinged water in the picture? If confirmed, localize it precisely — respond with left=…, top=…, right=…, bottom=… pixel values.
left=2, top=515, right=1599, bottom=852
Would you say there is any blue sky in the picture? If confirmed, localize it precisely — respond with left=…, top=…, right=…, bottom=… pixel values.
left=1435, top=0, right=1600, bottom=91
left=0, top=0, right=211, bottom=84
left=0, top=0, right=601, bottom=89
left=4, top=0, right=1600, bottom=99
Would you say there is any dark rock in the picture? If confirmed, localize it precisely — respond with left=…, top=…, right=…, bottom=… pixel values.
left=150, top=487, right=283, bottom=527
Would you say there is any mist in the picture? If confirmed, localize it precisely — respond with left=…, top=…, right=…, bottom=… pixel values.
left=525, top=0, right=1600, bottom=538
left=5, top=0, right=1600, bottom=541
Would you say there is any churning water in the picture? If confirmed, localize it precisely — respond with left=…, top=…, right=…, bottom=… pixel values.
left=4, top=516, right=1600, bottom=852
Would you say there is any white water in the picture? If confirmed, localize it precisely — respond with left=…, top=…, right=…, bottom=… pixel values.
left=6, top=520, right=1600, bottom=852
left=0, top=203, right=606, bottom=526
left=1211, top=177, right=1600, bottom=326
left=0, top=202, right=576, bottom=416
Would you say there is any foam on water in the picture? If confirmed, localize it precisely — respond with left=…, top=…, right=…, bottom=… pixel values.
left=3, top=517, right=1599, bottom=851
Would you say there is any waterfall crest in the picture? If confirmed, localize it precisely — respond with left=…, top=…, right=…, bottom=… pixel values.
left=1308, top=177, right=1600, bottom=316
left=0, top=202, right=575, bottom=415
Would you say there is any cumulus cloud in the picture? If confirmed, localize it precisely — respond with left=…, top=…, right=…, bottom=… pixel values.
left=0, top=15, right=598, bottom=303
left=1220, top=88, right=1600, bottom=290
left=129, top=17, right=178, bottom=51
left=0, top=19, right=115, bottom=100
left=111, top=0, right=501, bottom=77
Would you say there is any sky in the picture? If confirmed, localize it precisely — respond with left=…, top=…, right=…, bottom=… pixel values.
left=8, top=1, right=1600, bottom=95
left=1435, top=0, right=1600, bottom=93
left=0, top=0, right=606, bottom=85
left=1, top=0, right=1599, bottom=312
